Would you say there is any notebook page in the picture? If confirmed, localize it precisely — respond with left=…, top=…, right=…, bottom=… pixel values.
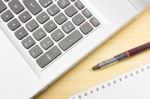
left=70, top=63, right=150, bottom=99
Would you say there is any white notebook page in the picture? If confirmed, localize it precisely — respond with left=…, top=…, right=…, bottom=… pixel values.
left=70, top=63, right=150, bottom=99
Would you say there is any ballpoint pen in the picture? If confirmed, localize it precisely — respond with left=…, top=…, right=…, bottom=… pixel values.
left=92, top=42, right=150, bottom=70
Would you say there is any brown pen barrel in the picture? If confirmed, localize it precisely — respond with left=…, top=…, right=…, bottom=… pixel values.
left=127, top=42, right=150, bottom=57
left=92, top=42, right=150, bottom=70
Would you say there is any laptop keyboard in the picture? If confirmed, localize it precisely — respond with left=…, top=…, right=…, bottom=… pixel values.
left=0, top=0, right=100, bottom=68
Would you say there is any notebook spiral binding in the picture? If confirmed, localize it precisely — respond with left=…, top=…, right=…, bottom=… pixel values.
left=71, top=63, right=150, bottom=99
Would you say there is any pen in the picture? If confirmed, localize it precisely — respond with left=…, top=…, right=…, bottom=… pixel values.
left=92, top=42, right=150, bottom=70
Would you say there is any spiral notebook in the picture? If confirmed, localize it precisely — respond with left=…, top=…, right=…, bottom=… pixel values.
left=70, top=63, right=150, bottom=99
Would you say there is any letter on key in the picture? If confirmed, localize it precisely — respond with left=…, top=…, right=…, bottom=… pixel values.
left=8, top=0, right=24, bottom=14
left=23, top=0, right=42, bottom=15
left=59, top=30, right=83, bottom=51
left=36, top=46, right=61, bottom=68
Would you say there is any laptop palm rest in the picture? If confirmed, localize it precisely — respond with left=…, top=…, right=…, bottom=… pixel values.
left=0, top=29, right=40, bottom=98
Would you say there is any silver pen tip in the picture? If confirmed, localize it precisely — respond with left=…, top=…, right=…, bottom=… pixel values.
left=92, top=58, right=118, bottom=70
left=92, top=64, right=101, bottom=70
left=92, top=63, right=106, bottom=70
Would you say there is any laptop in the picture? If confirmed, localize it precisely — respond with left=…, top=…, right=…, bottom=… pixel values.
left=0, top=0, right=149, bottom=98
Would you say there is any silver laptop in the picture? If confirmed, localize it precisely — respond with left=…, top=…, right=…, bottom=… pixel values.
left=0, top=0, right=149, bottom=98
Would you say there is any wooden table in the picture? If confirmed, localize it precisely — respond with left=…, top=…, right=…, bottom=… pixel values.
left=37, top=8, right=150, bottom=99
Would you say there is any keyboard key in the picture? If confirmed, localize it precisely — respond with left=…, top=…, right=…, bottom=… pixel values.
left=40, top=37, right=54, bottom=50
left=57, top=0, right=70, bottom=9
left=82, top=8, right=92, bottom=18
left=80, top=22, right=93, bottom=34
left=36, top=46, right=61, bottom=68
left=36, top=12, right=50, bottom=24
left=61, top=21, right=75, bottom=34
left=59, top=30, right=83, bottom=51
left=23, top=0, right=42, bottom=15
left=15, top=27, right=28, bottom=40
left=18, top=11, right=32, bottom=23
left=90, top=17, right=100, bottom=27
left=75, top=0, right=84, bottom=10
left=1, top=10, right=14, bottom=22
left=29, top=45, right=43, bottom=58
left=7, top=18, right=21, bottom=31
left=4, top=0, right=10, bottom=2
left=72, top=13, right=85, bottom=26
left=51, top=29, right=64, bottom=42
left=70, top=0, right=76, bottom=2
left=22, top=36, right=35, bottom=49
left=39, top=0, right=53, bottom=8
left=54, top=12, right=67, bottom=25
left=33, top=28, right=46, bottom=41
left=26, top=19, right=39, bottom=32
left=0, top=0, right=7, bottom=13
left=47, top=4, right=60, bottom=16
left=65, top=5, right=78, bottom=17
left=8, top=0, right=24, bottom=14
left=44, top=20, right=57, bottom=33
